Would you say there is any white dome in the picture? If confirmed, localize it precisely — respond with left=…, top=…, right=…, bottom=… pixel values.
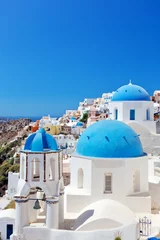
left=0, top=209, right=16, bottom=219
left=73, top=199, right=137, bottom=231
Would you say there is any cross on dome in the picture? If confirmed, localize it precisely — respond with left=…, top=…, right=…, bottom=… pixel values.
left=129, top=79, right=132, bottom=85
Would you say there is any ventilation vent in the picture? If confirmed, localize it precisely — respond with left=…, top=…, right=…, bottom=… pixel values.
left=123, top=136, right=129, bottom=145
left=105, top=136, right=110, bottom=142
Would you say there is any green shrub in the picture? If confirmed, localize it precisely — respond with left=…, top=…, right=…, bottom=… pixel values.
left=7, top=164, right=20, bottom=173
left=80, top=113, right=88, bottom=123
left=115, top=237, right=121, bottom=240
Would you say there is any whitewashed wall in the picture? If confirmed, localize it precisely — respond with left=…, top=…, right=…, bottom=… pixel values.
left=0, top=218, right=15, bottom=240
left=109, top=101, right=154, bottom=123
left=22, top=223, right=138, bottom=240
left=128, top=122, right=160, bottom=154
left=66, top=155, right=151, bottom=214
left=7, top=172, right=19, bottom=200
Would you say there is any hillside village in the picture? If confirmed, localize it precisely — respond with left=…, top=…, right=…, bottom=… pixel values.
left=0, top=82, right=160, bottom=240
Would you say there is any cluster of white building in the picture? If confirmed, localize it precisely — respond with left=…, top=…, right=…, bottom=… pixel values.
left=1, top=82, right=160, bottom=240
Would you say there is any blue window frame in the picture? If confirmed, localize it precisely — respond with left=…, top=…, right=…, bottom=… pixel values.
left=130, top=109, right=135, bottom=120
left=146, top=109, right=150, bottom=120
left=115, top=109, right=118, bottom=120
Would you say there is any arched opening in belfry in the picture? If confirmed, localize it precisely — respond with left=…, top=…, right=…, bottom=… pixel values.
left=28, top=187, right=46, bottom=225
left=21, top=156, right=25, bottom=179
left=31, top=158, right=40, bottom=181
left=49, top=158, right=55, bottom=180
left=78, top=168, right=84, bottom=189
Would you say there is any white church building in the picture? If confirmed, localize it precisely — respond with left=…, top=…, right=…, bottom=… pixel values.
left=109, top=81, right=155, bottom=131
left=4, top=122, right=147, bottom=240
left=65, top=120, right=151, bottom=214
left=108, top=81, right=160, bottom=155
left=3, top=117, right=160, bottom=240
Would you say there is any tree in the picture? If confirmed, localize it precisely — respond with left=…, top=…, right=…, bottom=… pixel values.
left=80, top=113, right=88, bottom=123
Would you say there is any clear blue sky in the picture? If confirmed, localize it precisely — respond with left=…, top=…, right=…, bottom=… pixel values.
left=0, top=0, right=160, bottom=117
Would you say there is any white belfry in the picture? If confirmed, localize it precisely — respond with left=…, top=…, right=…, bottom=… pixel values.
left=11, top=128, right=64, bottom=240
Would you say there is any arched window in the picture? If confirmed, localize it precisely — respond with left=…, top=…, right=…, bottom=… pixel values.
left=21, top=157, right=25, bottom=179
left=146, top=108, right=150, bottom=120
left=130, top=109, right=135, bottom=120
left=49, top=158, right=55, bottom=180
left=115, top=109, right=118, bottom=120
left=31, top=158, right=40, bottom=181
left=133, top=170, right=140, bottom=192
left=78, top=168, right=84, bottom=188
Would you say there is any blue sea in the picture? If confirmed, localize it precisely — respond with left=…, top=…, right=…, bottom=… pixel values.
left=1, top=116, right=60, bottom=122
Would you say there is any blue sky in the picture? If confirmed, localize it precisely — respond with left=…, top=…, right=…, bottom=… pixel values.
left=0, top=0, right=160, bottom=117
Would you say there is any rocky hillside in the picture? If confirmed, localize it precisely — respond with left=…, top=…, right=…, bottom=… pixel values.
left=0, top=118, right=31, bottom=145
left=0, top=118, right=31, bottom=196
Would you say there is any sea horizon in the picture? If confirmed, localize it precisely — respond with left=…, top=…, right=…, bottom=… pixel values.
left=0, top=116, right=60, bottom=122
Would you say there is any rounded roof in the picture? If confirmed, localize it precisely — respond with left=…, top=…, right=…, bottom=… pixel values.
left=73, top=199, right=137, bottom=231
left=24, top=128, right=59, bottom=152
left=76, top=122, right=84, bottom=127
left=76, top=120, right=144, bottom=158
left=0, top=209, right=16, bottom=219
left=112, top=82, right=150, bottom=101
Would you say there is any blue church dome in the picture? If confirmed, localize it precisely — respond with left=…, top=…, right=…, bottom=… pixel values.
left=112, top=82, right=150, bottom=102
left=24, top=128, right=59, bottom=152
left=76, top=122, right=84, bottom=127
left=76, top=120, right=145, bottom=158
left=70, top=116, right=76, bottom=121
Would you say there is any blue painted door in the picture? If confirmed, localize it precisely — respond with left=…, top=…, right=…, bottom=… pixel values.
left=6, top=224, right=13, bottom=239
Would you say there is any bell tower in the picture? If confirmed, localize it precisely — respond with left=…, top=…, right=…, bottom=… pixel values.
left=11, top=129, right=64, bottom=240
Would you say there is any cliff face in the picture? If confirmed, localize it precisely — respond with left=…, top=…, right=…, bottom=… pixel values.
left=0, top=118, right=31, bottom=144
left=0, top=118, right=31, bottom=196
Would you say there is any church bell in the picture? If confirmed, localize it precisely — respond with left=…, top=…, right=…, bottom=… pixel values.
left=33, top=199, right=41, bottom=210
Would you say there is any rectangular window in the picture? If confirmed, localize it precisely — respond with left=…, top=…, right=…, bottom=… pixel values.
left=146, top=109, right=150, bottom=120
left=130, top=109, right=135, bottom=120
left=104, top=173, right=112, bottom=193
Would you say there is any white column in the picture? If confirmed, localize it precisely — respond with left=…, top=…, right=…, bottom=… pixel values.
left=23, top=201, right=29, bottom=226
left=15, top=200, right=23, bottom=234
left=46, top=197, right=59, bottom=229
left=15, top=198, right=29, bottom=234
left=59, top=190, right=64, bottom=224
